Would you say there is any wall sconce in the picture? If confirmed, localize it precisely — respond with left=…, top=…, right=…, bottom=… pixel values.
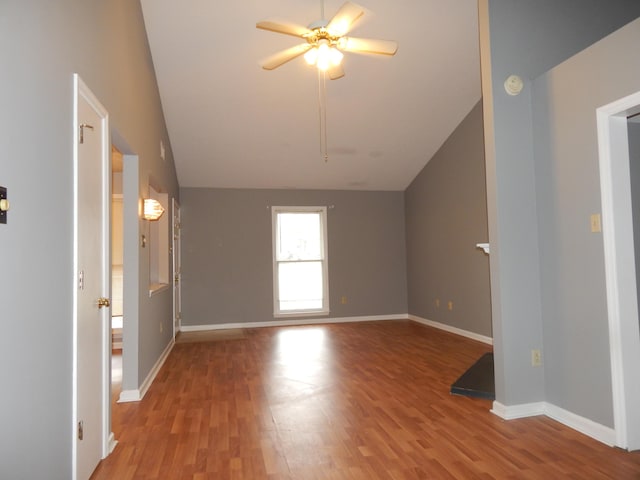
left=143, top=198, right=165, bottom=221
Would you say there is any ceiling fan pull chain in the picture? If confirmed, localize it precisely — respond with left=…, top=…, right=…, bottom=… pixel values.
left=318, top=69, right=328, bottom=162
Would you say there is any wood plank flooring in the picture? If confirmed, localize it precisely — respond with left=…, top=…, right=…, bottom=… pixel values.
left=91, top=320, right=640, bottom=479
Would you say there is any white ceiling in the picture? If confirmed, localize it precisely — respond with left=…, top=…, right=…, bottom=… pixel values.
left=140, top=0, right=481, bottom=191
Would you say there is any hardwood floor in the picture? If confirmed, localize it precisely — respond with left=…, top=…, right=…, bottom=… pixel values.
left=91, top=320, right=640, bottom=479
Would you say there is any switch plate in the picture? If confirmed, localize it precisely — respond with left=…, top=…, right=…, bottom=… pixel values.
left=590, top=213, right=601, bottom=233
left=0, top=186, right=7, bottom=224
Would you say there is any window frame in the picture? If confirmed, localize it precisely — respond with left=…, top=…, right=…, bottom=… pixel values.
left=271, top=206, right=330, bottom=317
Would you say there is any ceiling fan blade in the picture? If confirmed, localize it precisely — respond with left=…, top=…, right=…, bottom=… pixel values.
left=327, top=63, right=345, bottom=80
left=260, top=43, right=313, bottom=70
left=341, top=37, right=398, bottom=56
left=326, top=2, right=365, bottom=36
left=256, top=20, right=312, bottom=38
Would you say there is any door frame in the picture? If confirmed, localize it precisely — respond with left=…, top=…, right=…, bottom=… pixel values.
left=172, top=198, right=181, bottom=338
left=72, top=74, right=113, bottom=479
left=597, top=89, right=640, bottom=451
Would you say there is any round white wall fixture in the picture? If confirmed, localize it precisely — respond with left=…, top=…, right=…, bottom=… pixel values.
left=504, top=75, right=524, bottom=96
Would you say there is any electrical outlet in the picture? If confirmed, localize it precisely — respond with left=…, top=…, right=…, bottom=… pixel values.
left=340, top=295, right=347, bottom=304
left=447, top=301, right=453, bottom=311
left=160, top=322, right=163, bottom=334
left=531, top=349, right=542, bottom=366
left=590, top=213, right=601, bottom=233
left=435, top=298, right=440, bottom=308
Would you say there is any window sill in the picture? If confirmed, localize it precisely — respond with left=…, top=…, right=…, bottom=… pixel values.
left=274, top=310, right=330, bottom=318
left=149, top=283, right=170, bottom=297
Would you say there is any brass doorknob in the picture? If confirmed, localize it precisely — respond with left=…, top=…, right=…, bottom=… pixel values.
left=97, top=297, right=110, bottom=308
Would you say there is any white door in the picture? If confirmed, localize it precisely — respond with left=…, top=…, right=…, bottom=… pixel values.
left=172, top=198, right=182, bottom=337
left=73, top=75, right=111, bottom=479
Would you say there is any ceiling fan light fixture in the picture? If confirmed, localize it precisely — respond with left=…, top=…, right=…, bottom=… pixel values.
left=306, top=39, right=343, bottom=71
left=316, top=40, right=331, bottom=70
left=257, top=2, right=397, bottom=76
left=304, top=47, right=318, bottom=65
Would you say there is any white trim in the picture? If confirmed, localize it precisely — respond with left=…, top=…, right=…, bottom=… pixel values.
left=172, top=198, right=181, bottom=338
left=491, top=401, right=545, bottom=419
left=545, top=403, right=616, bottom=447
left=178, top=315, right=494, bottom=347
left=491, top=401, right=616, bottom=447
left=107, top=433, right=118, bottom=455
left=117, top=339, right=174, bottom=403
left=596, top=90, right=640, bottom=450
left=117, top=389, right=142, bottom=403
left=179, top=314, right=407, bottom=332
left=148, top=282, right=170, bottom=297
left=271, top=206, right=330, bottom=317
left=408, top=314, right=493, bottom=345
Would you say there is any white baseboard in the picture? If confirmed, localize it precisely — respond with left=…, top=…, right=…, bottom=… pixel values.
left=117, top=338, right=174, bottom=403
left=492, top=401, right=616, bottom=446
left=408, top=314, right=493, bottom=345
left=545, top=403, right=616, bottom=447
left=107, top=432, right=117, bottom=455
left=491, top=401, right=546, bottom=419
left=117, top=388, right=141, bottom=403
left=180, top=315, right=493, bottom=348
left=179, top=314, right=408, bottom=332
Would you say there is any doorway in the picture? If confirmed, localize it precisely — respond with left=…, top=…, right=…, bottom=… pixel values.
left=596, top=90, right=640, bottom=451
left=111, top=147, right=124, bottom=401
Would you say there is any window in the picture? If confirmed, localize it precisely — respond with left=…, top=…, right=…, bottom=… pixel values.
left=272, top=206, right=329, bottom=316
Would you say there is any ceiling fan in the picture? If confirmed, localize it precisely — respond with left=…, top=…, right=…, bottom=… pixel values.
left=256, top=1, right=398, bottom=80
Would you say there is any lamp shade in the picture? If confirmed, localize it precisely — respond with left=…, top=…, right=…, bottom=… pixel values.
left=143, top=198, right=165, bottom=220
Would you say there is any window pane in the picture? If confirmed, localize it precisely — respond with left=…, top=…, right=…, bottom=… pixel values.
left=278, top=261, right=323, bottom=311
left=277, top=212, right=321, bottom=261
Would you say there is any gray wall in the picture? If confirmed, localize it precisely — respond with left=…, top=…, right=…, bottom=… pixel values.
left=180, top=188, right=407, bottom=326
left=481, top=0, right=640, bottom=414
left=533, top=18, right=640, bottom=427
left=0, top=1, right=179, bottom=478
left=630, top=121, right=640, bottom=321
left=405, top=101, right=491, bottom=337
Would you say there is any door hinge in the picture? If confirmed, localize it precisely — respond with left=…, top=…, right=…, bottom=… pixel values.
left=78, top=420, right=84, bottom=440
left=78, top=270, right=85, bottom=290
left=79, top=123, right=94, bottom=144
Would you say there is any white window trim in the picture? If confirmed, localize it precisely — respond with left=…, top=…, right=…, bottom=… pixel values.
left=271, top=206, right=330, bottom=317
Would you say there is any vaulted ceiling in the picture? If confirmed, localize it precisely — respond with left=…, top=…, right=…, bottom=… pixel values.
left=140, top=0, right=481, bottom=191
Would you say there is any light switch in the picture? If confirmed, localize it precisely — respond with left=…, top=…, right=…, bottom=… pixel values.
left=590, top=213, right=601, bottom=233
left=0, top=186, right=7, bottom=224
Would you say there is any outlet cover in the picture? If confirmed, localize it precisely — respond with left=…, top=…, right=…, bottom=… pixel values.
left=531, top=349, right=542, bottom=366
